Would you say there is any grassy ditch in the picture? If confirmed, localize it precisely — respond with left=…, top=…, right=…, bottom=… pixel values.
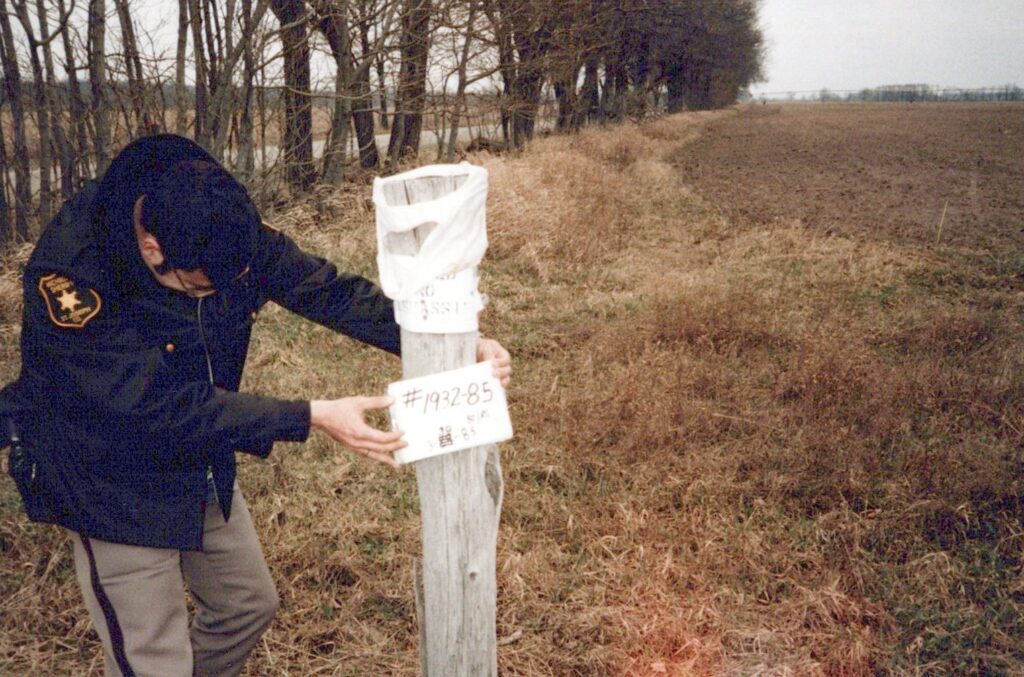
left=1, top=106, right=1023, bottom=675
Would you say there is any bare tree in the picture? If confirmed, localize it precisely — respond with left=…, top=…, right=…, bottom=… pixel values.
left=236, top=0, right=258, bottom=178
left=270, top=0, right=316, bottom=191
left=386, top=0, right=430, bottom=164
left=579, top=52, right=600, bottom=123
left=57, top=0, right=91, bottom=182
left=546, top=1, right=596, bottom=131
left=188, top=0, right=209, bottom=142
left=374, top=34, right=388, bottom=128
left=88, top=0, right=110, bottom=173
left=488, top=0, right=550, bottom=148
left=208, top=0, right=272, bottom=158
left=35, top=0, right=75, bottom=199
left=12, top=0, right=55, bottom=223
left=114, top=0, right=147, bottom=130
left=313, top=0, right=354, bottom=185
left=610, top=0, right=764, bottom=113
left=0, top=0, right=31, bottom=239
left=353, top=0, right=395, bottom=168
left=172, top=0, right=272, bottom=159
left=0, top=0, right=765, bottom=237
left=441, top=0, right=478, bottom=162
left=0, top=114, right=9, bottom=247
left=313, top=0, right=399, bottom=182
left=353, top=12, right=380, bottom=169
left=174, top=0, right=189, bottom=134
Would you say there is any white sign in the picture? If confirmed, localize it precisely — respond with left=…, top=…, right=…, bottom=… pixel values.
left=388, top=362, right=513, bottom=465
left=392, top=267, right=484, bottom=333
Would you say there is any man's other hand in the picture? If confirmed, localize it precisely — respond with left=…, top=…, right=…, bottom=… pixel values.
left=310, top=397, right=405, bottom=468
left=477, top=337, right=512, bottom=388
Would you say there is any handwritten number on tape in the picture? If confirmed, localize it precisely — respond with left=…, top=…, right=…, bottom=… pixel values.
left=388, top=362, right=513, bottom=464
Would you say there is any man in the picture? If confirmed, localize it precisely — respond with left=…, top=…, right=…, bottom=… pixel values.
left=1, top=134, right=511, bottom=676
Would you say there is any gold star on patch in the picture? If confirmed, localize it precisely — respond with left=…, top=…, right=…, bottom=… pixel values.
left=56, top=290, right=81, bottom=312
left=38, top=273, right=102, bottom=329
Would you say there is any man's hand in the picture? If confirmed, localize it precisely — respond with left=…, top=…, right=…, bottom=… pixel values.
left=310, top=397, right=406, bottom=468
left=478, top=337, right=512, bottom=388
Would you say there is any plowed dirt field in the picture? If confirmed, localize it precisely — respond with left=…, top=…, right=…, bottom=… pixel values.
left=674, top=103, right=1024, bottom=253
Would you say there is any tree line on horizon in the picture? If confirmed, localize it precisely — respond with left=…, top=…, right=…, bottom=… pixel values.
left=816, top=83, right=1023, bottom=103
left=0, top=0, right=764, bottom=247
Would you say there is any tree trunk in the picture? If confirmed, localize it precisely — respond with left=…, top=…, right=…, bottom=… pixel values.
left=352, top=0, right=400, bottom=168
left=580, top=55, right=600, bottom=123
left=375, top=51, right=388, bottom=129
left=353, top=11, right=379, bottom=169
left=444, top=1, right=476, bottom=162
left=498, top=82, right=510, bottom=145
left=0, top=117, right=10, bottom=248
left=353, top=60, right=380, bottom=169
left=322, top=69, right=352, bottom=186
left=114, top=0, right=147, bottom=132
left=665, top=68, right=685, bottom=113
left=88, top=0, right=110, bottom=173
left=315, top=0, right=353, bottom=186
left=208, top=0, right=272, bottom=159
left=387, top=0, right=431, bottom=165
left=0, top=0, right=31, bottom=239
left=490, top=9, right=513, bottom=145
left=36, top=0, right=75, bottom=199
left=189, top=0, right=209, bottom=143
left=270, top=0, right=316, bottom=191
left=58, top=0, right=90, bottom=183
left=175, top=0, right=189, bottom=134
left=14, top=0, right=53, bottom=225
left=237, top=0, right=256, bottom=178
left=554, top=78, right=574, bottom=132
left=364, top=0, right=389, bottom=129
left=510, top=64, right=542, bottom=148
left=257, top=67, right=268, bottom=172
left=201, top=0, right=222, bottom=145
left=153, top=65, right=171, bottom=131
left=225, top=0, right=236, bottom=58
left=491, top=0, right=548, bottom=149
left=614, top=58, right=630, bottom=113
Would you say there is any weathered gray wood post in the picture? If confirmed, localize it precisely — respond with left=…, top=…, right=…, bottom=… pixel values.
left=378, top=172, right=504, bottom=677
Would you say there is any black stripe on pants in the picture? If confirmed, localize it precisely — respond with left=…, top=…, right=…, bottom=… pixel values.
left=81, top=536, right=137, bottom=677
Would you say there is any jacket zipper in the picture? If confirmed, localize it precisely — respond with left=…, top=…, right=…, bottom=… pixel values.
left=196, top=296, right=219, bottom=512
left=197, top=296, right=215, bottom=383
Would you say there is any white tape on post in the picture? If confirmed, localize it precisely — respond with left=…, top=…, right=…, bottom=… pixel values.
left=392, top=267, right=485, bottom=333
left=373, top=163, right=489, bottom=299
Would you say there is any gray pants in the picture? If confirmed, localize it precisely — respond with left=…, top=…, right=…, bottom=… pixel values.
left=69, top=485, right=279, bottom=677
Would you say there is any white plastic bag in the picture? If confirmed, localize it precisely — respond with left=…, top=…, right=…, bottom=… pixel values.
left=373, top=163, right=488, bottom=332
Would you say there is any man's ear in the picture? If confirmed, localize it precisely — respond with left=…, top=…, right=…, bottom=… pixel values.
left=138, top=233, right=165, bottom=267
left=134, top=195, right=166, bottom=268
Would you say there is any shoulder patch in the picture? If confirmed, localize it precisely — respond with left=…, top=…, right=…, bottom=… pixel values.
left=38, top=273, right=102, bottom=329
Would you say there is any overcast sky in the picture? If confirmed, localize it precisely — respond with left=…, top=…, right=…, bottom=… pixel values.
left=130, top=0, right=1022, bottom=95
left=755, top=0, right=1024, bottom=95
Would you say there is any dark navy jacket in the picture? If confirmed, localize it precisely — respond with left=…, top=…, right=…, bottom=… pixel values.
left=9, top=137, right=399, bottom=550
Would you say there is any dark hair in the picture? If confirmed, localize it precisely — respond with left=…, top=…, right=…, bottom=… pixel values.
left=140, top=159, right=259, bottom=290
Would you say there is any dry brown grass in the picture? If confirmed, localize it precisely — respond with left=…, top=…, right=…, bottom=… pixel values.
left=3, top=104, right=1024, bottom=675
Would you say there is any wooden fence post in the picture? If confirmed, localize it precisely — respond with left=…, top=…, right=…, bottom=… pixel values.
left=379, top=173, right=504, bottom=677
